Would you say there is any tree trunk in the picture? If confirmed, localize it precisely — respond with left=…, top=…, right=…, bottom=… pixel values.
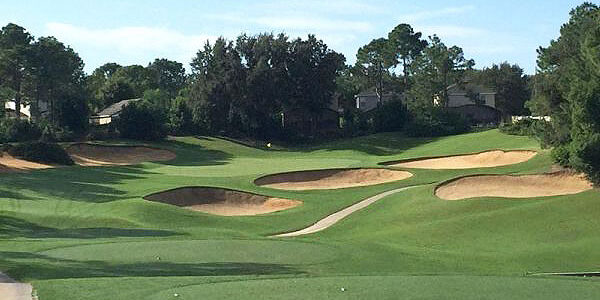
left=376, top=62, right=383, bottom=106
left=403, top=57, right=408, bottom=86
left=442, top=69, right=449, bottom=108
left=14, top=78, right=22, bottom=119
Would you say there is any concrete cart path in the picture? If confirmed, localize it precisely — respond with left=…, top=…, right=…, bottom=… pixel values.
left=0, top=273, right=34, bottom=300
left=274, top=185, right=420, bottom=237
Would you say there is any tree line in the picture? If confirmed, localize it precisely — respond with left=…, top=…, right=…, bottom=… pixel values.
left=523, top=2, right=600, bottom=183
left=1, top=20, right=534, bottom=143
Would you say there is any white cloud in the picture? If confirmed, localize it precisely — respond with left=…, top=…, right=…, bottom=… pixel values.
left=399, top=5, right=475, bottom=23
left=44, top=22, right=218, bottom=70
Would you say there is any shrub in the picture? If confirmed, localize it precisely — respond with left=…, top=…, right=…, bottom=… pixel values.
left=168, top=97, right=196, bottom=135
left=551, top=144, right=571, bottom=167
left=7, top=142, right=74, bottom=165
left=373, top=99, right=409, bottom=133
left=405, top=108, right=471, bottom=137
left=55, top=93, right=89, bottom=134
left=500, top=119, right=533, bottom=136
left=0, top=119, right=42, bottom=142
left=569, top=133, right=600, bottom=184
left=115, top=100, right=167, bottom=140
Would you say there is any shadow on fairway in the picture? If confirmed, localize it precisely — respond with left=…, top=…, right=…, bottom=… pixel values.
left=3, top=166, right=151, bottom=203
left=153, top=139, right=233, bottom=167
left=0, top=251, right=300, bottom=280
left=204, top=132, right=439, bottom=156
left=0, top=216, right=179, bottom=239
left=317, top=134, right=438, bottom=156
left=0, top=189, right=37, bottom=200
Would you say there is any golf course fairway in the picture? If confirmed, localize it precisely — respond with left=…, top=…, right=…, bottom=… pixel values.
left=1, top=130, right=599, bottom=299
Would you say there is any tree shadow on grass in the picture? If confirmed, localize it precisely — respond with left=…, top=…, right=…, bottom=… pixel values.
left=153, top=139, right=233, bottom=167
left=0, top=251, right=300, bottom=280
left=0, top=216, right=179, bottom=239
left=312, top=133, right=440, bottom=156
left=217, top=132, right=441, bottom=156
left=1, top=166, right=154, bottom=203
left=0, top=189, right=36, bottom=200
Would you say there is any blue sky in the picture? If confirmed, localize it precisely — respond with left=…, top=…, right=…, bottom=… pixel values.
left=0, top=0, right=586, bottom=74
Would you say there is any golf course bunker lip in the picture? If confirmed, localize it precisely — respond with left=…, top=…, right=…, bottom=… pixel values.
left=382, top=150, right=537, bottom=169
left=435, top=172, right=593, bottom=200
left=0, top=152, right=54, bottom=173
left=143, top=187, right=302, bottom=216
left=67, top=143, right=176, bottom=166
left=254, top=168, right=413, bottom=190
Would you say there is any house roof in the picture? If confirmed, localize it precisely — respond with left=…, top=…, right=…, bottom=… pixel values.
left=96, top=98, right=141, bottom=117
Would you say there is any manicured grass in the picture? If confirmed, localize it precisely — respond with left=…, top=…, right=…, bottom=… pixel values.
left=1, top=129, right=598, bottom=299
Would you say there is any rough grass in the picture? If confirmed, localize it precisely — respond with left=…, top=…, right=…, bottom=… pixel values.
left=1, top=129, right=599, bottom=299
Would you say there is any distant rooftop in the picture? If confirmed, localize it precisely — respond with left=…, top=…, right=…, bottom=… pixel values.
left=96, top=98, right=141, bottom=117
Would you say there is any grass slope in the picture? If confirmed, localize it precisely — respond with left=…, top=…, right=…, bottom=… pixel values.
left=0, top=129, right=598, bottom=299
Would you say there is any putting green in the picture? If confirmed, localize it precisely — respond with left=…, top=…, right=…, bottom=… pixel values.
left=39, top=240, right=338, bottom=265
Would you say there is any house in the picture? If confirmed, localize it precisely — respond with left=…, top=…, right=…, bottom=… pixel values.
left=89, top=98, right=141, bottom=125
left=355, top=92, right=396, bottom=112
left=4, top=101, right=49, bottom=120
left=436, top=81, right=500, bottom=124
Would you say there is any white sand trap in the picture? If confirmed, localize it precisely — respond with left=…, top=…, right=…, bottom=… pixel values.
left=436, top=172, right=593, bottom=200
left=144, top=187, right=301, bottom=216
left=0, top=153, right=53, bottom=173
left=255, top=168, right=413, bottom=190
left=387, top=150, right=537, bottom=169
left=67, top=143, right=176, bottom=166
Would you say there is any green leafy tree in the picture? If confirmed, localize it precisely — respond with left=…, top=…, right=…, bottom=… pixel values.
left=409, top=35, right=474, bottom=110
left=147, top=58, right=186, bottom=100
left=189, top=38, right=244, bottom=134
left=116, top=100, right=166, bottom=140
left=0, top=23, right=34, bottom=119
left=471, top=62, right=530, bottom=117
left=87, top=62, right=122, bottom=111
left=387, top=24, right=428, bottom=85
left=528, top=2, right=600, bottom=182
left=98, top=75, right=136, bottom=108
left=356, top=38, right=394, bottom=103
left=236, top=33, right=289, bottom=138
left=287, top=35, right=345, bottom=136
left=168, top=94, right=195, bottom=135
left=30, top=36, right=87, bottom=128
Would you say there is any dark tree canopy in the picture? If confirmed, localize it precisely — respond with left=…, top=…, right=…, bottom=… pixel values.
left=470, top=62, right=531, bottom=117
left=527, top=2, right=600, bottom=183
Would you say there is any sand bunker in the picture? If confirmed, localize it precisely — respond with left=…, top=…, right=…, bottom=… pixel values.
left=0, top=152, right=53, bottom=173
left=144, top=187, right=301, bottom=216
left=67, top=143, right=176, bottom=166
left=386, top=150, right=537, bottom=169
left=254, top=168, right=413, bottom=190
left=435, top=172, right=593, bottom=200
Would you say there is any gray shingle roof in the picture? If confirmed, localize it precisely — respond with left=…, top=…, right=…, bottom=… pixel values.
left=96, top=98, right=141, bottom=117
